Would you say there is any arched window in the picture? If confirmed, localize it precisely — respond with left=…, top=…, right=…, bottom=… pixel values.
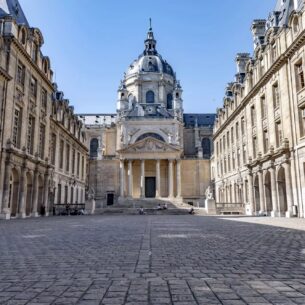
left=167, top=93, right=173, bottom=109
left=136, top=133, right=165, bottom=142
left=90, top=138, right=98, bottom=159
left=202, top=138, right=211, bottom=159
left=146, top=91, right=155, bottom=104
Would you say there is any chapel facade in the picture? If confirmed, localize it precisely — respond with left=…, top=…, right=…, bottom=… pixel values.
left=81, top=27, right=215, bottom=208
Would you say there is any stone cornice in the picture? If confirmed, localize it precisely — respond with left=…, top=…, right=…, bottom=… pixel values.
left=50, top=117, right=88, bottom=153
left=213, top=28, right=305, bottom=139
left=5, top=35, right=54, bottom=91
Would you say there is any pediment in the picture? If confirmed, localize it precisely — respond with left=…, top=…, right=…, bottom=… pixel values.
left=118, top=137, right=181, bottom=154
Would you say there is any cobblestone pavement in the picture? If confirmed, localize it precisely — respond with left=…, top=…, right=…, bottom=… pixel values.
left=0, top=215, right=305, bottom=305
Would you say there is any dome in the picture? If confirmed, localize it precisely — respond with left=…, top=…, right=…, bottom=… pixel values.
left=126, top=54, right=175, bottom=78
left=125, top=25, right=175, bottom=79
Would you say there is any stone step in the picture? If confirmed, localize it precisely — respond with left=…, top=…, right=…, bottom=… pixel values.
left=95, top=207, right=207, bottom=216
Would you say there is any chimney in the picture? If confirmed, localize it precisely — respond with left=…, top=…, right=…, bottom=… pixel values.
left=251, top=19, right=267, bottom=48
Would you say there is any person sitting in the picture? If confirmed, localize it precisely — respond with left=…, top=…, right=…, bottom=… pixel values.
left=157, top=204, right=162, bottom=210
left=139, top=207, right=145, bottom=215
left=163, top=203, right=168, bottom=210
left=189, top=207, right=195, bottom=215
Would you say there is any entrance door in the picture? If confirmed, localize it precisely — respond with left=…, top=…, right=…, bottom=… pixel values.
left=145, top=177, right=156, bottom=198
left=107, top=193, right=114, bottom=206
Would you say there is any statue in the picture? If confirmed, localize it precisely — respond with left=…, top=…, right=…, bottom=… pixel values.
left=205, top=186, right=214, bottom=200
left=86, top=187, right=96, bottom=215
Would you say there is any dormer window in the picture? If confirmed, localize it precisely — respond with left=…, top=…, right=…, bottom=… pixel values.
left=176, top=92, right=179, bottom=98
left=32, top=43, right=38, bottom=63
left=20, top=28, right=26, bottom=45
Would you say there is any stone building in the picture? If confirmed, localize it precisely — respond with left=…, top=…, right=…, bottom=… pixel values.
left=80, top=26, right=215, bottom=208
left=212, top=0, right=305, bottom=218
left=0, top=0, right=87, bottom=219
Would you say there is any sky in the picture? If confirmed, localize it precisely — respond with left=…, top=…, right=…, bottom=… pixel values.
left=20, top=0, right=276, bottom=114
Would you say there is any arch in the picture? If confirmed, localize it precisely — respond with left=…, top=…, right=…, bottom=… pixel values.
left=136, top=133, right=165, bottom=143
left=264, top=171, right=273, bottom=214
left=167, top=93, right=173, bottom=109
left=25, top=172, right=33, bottom=216
left=37, top=176, right=44, bottom=215
left=9, top=168, right=20, bottom=217
left=146, top=90, right=155, bottom=104
left=253, top=175, right=260, bottom=214
left=90, top=138, right=99, bottom=159
left=277, top=167, right=287, bottom=215
left=202, top=138, right=211, bottom=159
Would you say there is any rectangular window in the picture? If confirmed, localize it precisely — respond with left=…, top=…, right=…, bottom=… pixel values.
left=57, top=184, right=62, bottom=204
left=251, top=106, right=256, bottom=127
left=77, top=152, right=80, bottom=177
left=41, top=88, right=47, bottom=114
left=273, top=83, right=280, bottom=109
left=299, top=108, right=305, bottom=138
left=12, top=107, right=21, bottom=148
left=17, top=62, right=25, bottom=87
left=50, top=133, right=56, bottom=165
left=27, top=115, right=35, bottom=154
left=227, top=131, right=230, bottom=148
left=261, top=96, right=267, bottom=119
left=39, top=124, right=45, bottom=159
left=64, top=185, right=68, bottom=204
left=82, top=155, right=85, bottom=179
left=296, top=62, right=305, bottom=91
left=228, top=155, right=231, bottom=172
left=263, top=130, right=269, bottom=154
left=237, top=149, right=241, bottom=167
left=72, top=148, right=75, bottom=174
left=241, top=117, right=245, bottom=136
left=232, top=151, right=236, bottom=169
left=253, top=137, right=257, bottom=159
left=66, top=144, right=70, bottom=172
left=236, top=122, right=239, bottom=140
left=243, top=145, right=247, bottom=165
left=59, top=140, right=64, bottom=169
left=275, top=121, right=283, bottom=148
left=231, top=127, right=234, bottom=143
left=30, top=76, right=37, bottom=98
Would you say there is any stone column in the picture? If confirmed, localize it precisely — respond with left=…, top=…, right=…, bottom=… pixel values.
left=258, top=170, right=265, bottom=214
left=231, top=183, right=235, bottom=203
left=1, top=157, right=12, bottom=219
left=140, top=160, right=145, bottom=198
left=248, top=173, right=254, bottom=215
left=270, top=166, right=278, bottom=217
left=43, top=171, right=50, bottom=216
left=284, top=162, right=294, bottom=217
left=176, top=160, right=182, bottom=198
left=168, top=159, right=174, bottom=198
left=32, top=170, right=39, bottom=217
left=128, top=160, right=133, bottom=198
left=120, top=160, right=125, bottom=197
left=18, top=167, right=27, bottom=218
left=156, top=160, right=161, bottom=198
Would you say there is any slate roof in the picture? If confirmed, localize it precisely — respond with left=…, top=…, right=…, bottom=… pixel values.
left=273, top=0, right=303, bottom=27
left=0, top=0, right=29, bottom=26
left=183, top=113, right=216, bottom=127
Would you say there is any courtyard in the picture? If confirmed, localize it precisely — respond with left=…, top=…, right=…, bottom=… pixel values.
left=0, top=215, right=305, bottom=305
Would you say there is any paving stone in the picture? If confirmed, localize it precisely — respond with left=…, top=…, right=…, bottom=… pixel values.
left=0, top=215, right=304, bottom=305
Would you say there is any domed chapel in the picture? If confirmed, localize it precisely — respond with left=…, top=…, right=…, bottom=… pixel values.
left=82, top=23, right=216, bottom=207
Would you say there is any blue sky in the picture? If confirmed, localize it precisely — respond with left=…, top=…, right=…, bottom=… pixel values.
left=20, top=0, right=276, bottom=114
